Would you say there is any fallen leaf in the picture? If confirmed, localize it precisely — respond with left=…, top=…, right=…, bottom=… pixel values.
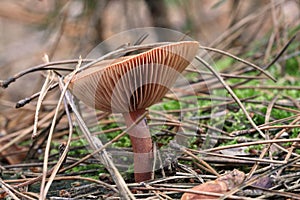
left=181, top=169, right=245, bottom=200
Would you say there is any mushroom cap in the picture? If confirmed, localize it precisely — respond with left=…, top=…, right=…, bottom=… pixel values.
left=68, top=41, right=199, bottom=113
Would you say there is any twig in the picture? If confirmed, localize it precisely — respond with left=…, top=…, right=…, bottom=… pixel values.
left=204, top=138, right=300, bottom=152
left=42, top=76, right=77, bottom=197
left=39, top=73, right=72, bottom=200
left=177, top=163, right=204, bottom=183
left=52, top=176, right=118, bottom=193
left=196, top=56, right=266, bottom=138
left=232, top=34, right=297, bottom=88
left=247, top=94, right=279, bottom=178
left=0, top=178, right=21, bottom=200
left=15, top=83, right=58, bottom=108
left=277, top=103, right=300, bottom=176
left=0, top=59, right=92, bottom=88
left=198, top=46, right=276, bottom=81
left=234, top=85, right=300, bottom=90
left=132, top=186, right=254, bottom=200
left=170, top=142, right=220, bottom=177
left=220, top=156, right=300, bottom=199
left=231, top=114, right=300, bottom=136
left=188, top=149, right=285, bottom=165
left=63, top=87, right=135, bottom=199
left=142, top=183, right=172, bottom=200
left=33, top=55, right=55, bottom=138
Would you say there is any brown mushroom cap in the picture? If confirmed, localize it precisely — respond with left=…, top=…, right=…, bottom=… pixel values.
left=68, top=41, right=199, bottom=113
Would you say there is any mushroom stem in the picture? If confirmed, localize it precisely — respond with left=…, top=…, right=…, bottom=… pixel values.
left=123, top=109, right=153, bottom=182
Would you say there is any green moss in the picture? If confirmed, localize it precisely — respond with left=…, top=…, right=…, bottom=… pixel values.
left=214, top=57, right=235, bottom=71
left=220, top=138, right=238, bottom=146
left=69, top=164, right=105, bottom=177
left=163, top=100, right=180, bottom=110
left=286, top=58, right=299, bottom=76
left=291, top=128, right=300, bottom=138
left=245, top=144, right=264, bottom=153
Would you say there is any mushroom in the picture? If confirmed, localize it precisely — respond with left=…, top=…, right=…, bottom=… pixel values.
left=68, top=41, right=199, bottom=182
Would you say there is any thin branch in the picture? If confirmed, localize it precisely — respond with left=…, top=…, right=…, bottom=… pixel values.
left=204, top=138, right=300, bottom=152
left=198, top=46, right=276, bottom=81
left=195, top=56, right=266, bottom=138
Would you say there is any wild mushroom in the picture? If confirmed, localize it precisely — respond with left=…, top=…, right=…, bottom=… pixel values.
left=68, top=41, right=199, bottom=182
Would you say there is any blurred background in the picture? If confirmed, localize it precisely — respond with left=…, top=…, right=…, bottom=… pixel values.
left=0, top=0, right=299, bottom=102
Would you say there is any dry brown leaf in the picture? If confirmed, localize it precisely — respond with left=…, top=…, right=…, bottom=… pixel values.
left=181, top=169, right=245, bottom=200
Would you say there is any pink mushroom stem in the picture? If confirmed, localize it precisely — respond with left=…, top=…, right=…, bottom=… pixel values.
left=123, top=109, right=153, bottom=182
